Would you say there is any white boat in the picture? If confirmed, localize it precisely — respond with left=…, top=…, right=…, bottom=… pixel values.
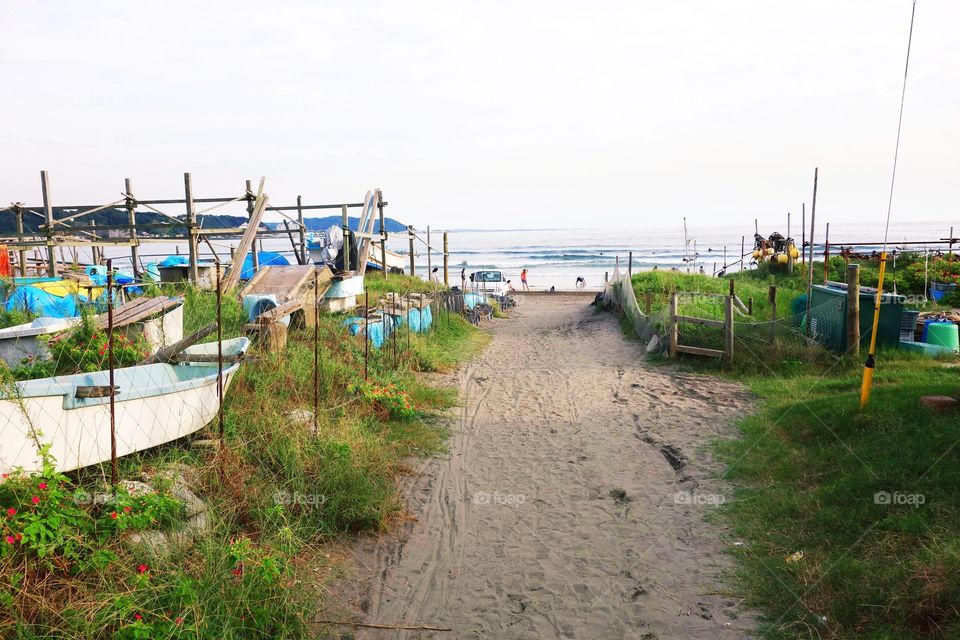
left=0, top=298, right=184, bottom=369
left=0, top=317, right=81, bottom=368
left=0, top=337, right=250, bottom=474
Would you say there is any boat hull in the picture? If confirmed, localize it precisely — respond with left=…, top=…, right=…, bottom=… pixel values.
left=0, top=337, right=249, bottom=474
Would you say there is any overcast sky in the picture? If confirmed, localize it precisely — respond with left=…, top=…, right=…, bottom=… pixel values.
left=1, top=1, right=957, bottom=230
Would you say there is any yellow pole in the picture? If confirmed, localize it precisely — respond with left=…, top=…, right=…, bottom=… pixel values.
left=859, top=252, right=887, bottom=408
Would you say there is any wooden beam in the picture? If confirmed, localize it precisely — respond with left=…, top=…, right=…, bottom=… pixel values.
left=220, top=190, right=268, bottom=292
left=675, top=344, right=725, bottom=358
left=40, top=170, right=56, bottom=276
left=675, top=314, right=726, bottom=328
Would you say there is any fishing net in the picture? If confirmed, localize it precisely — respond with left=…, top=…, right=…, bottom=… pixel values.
left=601, top=264, right=657, bottom=341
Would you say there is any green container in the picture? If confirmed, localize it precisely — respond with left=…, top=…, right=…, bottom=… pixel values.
left=926, top=322, right=959, bottom=353
left=808, top=284, right=905, bottom=353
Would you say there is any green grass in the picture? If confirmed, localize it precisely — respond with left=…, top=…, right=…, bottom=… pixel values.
left=719, top=351, right=960, bottom=638
left=622, top=259, right=960, bottom=637
left=1, top=281, right=489, bottom=638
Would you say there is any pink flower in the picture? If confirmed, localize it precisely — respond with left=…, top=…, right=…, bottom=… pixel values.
left=38, top=482, right=47, bottom=490
left=231, top=566, right=243, bottom=577
left=30, top=496, right=39, bottom=505
left=5, top=536, right=14, bottom=544
left=6, top=508, right=14, bottom=517
left=123, top=506, right=132, bottom=513
left=175, top=618, right=183, bottom=625
left=110, top=511, right=118, bottom=519
left=133, top=613, right=142, bottom=621
left=137, top=564, right=148, bottom=574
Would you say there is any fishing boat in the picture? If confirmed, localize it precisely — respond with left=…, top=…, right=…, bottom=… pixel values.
left=0, top=336, right=250, bottom=474
left=0, top=317, right=82, bottom=369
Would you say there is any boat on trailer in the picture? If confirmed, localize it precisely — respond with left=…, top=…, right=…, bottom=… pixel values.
left=0, top=337, right=250, bottom=475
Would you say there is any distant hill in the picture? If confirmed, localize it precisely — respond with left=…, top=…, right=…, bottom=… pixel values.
left=265, top=216, right=407, bottom=233
left=0, top=208, right=407, bottom=236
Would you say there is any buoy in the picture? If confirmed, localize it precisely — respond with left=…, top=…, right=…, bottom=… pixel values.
left=776, top=253, right=788, bottom=264
left=789, top=246, right=800, bottom=259
left=764, top=247, right=775, bottom=256
left=752, top=250, right=761, bottom=259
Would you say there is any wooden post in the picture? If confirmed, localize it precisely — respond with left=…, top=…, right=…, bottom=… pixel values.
left=443, top=231, right=449, bottom=286
left=124, top=178, right=139, bottom=276
left=91, top=222, right=99, bottom=265
left=216, top=262, right=224, bottom=441
left=604, top=271, right=608, bottom=283
left=804, top=170, right=818, bottom=336
left=297, top=195, right=306, bottom=265
left=341, top=205, right=350, bottom=272
left=184, top=173, right=199, bottom=283
left=378, top=191, right=387, bottom=279
left=644, top=291, right=653, bottom=315
left=949, top=226, right=954, bottom=264
left=40, top=171, right=56, bottom=277
left=786, top=211, right=794, bottom=274
left=13, top=204, right=27, bottom=277
left=724, top=295, right=734, bottom=367
left=747, top=296, right=753, bottom=315
left=847, top=264, right=860, bottom=355
left=740, top=235, right=745, bottom=272
left=628, top=251, right=633, bottom=278
left=728, top=278, right=735, bottom=299
left=823, top=222, right=831, bottom=284
left=245, top=179, right=259, bottom=273
left=406, top=226, right=415, bottom=277
left=426, top=225, right=432, bottom=281
left=669, top=293, right=678, bottom=357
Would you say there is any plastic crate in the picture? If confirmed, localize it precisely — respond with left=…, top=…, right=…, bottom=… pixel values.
left=900, top=310, right=920, bottom=342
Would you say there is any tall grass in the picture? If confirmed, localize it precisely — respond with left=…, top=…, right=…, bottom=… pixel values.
left=1, top=279, right=488, bottom=638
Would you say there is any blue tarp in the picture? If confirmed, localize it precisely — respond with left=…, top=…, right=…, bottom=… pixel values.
left=462, top=293, right=487, bottom=310
left=240, top=251, right=289, bottom=281
left=144, top=263, right=161, bottom=282
left=159, top=255, right=190, bottom=268
left=342, top=316, right=392, bottom=348
left=5, top=286, right=81, bottom=318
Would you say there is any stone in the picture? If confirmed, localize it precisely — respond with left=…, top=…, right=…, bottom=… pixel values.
left=645, top=334, right=661, bottom=354
left=920, top=395, right=959, bottom=413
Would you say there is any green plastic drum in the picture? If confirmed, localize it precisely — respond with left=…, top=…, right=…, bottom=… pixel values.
left=926, top=322, right=960, bottom=353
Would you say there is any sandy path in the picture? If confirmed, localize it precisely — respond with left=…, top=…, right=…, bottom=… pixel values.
left=347, top=294, right=755, bottom=639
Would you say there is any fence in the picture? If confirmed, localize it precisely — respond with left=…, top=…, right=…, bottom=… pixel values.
left=668, top=292, right=734, bottom=364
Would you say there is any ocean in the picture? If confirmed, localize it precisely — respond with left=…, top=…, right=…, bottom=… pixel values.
left=96, top=220, right=956, bottom=291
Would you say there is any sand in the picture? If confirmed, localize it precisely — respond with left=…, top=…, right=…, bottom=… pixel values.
left=341, top=293, right=756, bottom=639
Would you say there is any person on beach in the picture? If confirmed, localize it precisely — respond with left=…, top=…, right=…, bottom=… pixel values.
left=699, top=265, right=705, bottom=275
left=520, top=269, right=529, bottom=291
left=461, top=268, right=466, bottom=290
left=575, top=276, right=586, bottom=288
left=431, top=267, right=440, bottom=283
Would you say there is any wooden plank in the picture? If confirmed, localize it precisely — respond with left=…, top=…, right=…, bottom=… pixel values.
left=139, top=324, right=215, bottom=365
left=221, top=192, right=268, bottom=292
left=669, top=293, right=678, bottom=357
left=675, top=314, right=725, bottom=328
left=675, top=344, right=725, bottom=358
left=255, top=298, right=304, bottom=324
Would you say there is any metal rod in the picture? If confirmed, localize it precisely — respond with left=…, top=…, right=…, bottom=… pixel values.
left=364, top=291, right=370, bottom=381
left=805, top=169, right=818, bottom=336
left=107, top=259, right=117, bottom=486
left=184, top=173, right=199, bottom=283
left=314, top=269, right=319, bottom=431
left=216, top=262, right=224, bottom=441
left=297, top=195, right=307, bottom=265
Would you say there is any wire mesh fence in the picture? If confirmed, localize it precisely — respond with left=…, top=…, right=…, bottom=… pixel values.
left=0, top=268, right=494, bottom=483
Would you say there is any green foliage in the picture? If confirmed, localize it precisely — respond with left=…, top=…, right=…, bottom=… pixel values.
left=350, top=381, right=418, bottom=419
left=11, top=308, right=149, bottom=380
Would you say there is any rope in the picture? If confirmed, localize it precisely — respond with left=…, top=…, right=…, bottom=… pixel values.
left=882, top=0, right=917, bottom=252
left=193, top=194, right=247, bottom=216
